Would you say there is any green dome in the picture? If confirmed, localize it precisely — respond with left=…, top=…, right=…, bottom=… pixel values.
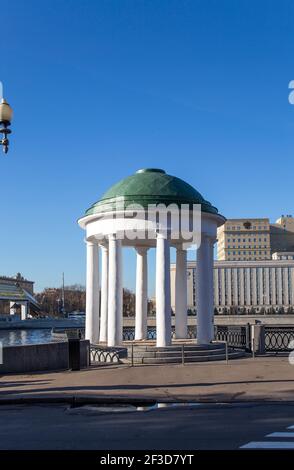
left=85, top=168, right=218, bottom=216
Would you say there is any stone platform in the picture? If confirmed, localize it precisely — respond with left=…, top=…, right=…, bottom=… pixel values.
left=124, top=339, right=245, bottom=364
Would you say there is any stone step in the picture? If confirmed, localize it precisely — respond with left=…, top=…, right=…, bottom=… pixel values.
left=135, top=351, right=244, bottom=364
left=126, top=343, right=225, bottom=353
left=130, top=348, right=230, bottom=358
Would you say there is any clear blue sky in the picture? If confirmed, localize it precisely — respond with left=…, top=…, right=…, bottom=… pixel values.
left=1, top=0, right=294, bottom=292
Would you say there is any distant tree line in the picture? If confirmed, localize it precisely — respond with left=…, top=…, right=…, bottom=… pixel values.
left=35, top=285, right=156, bottom=317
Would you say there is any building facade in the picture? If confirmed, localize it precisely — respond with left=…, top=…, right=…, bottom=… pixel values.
left=171, top=259, right=294, bottom=313
left=217, top=215, right=294, bottom=261
left=217, top=218, right=271, bottom=261
left=0, top=273, right=34, bottom=294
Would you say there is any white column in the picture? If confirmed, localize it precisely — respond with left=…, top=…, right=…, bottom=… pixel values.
left=99, top=244, right=108, bottom=343
left=107, top=235, right=123, bottom=346
left=258, top=268, right=264, bottom=305
left=220, top=269, right=225, bottom=306
left=252, top=268, right=257, bottom=306
left=226, top=268, right=232, bottom=307
left=277, top=268, right=283, bottom=305
left=85, top=241, right=100, bottom=344
left=246, top=268, right=251, bottom=307
left=283, top=268, right=289, bottom=306
left=265, top=268, right=270, bottom=306
left=214, top=268, right=219, bottom=308
left=232, top=268, right=238, bottom=306
left=196, top=236, right=214, bottom=344
left=271, top=268, right=277, bottom=306
left=135, top=247, right=148, bottom=340
left=156, top=234, right=171, bottom=347
left=290, top=268, right=294, bottom=306
left=20, top=302, right=28, bottom=320
left=175, top=247, right=188, bottom=338
left=239, top=268, right=245, bottom=307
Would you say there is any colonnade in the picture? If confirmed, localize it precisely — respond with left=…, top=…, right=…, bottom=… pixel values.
left=85, top=234, right=215, bottom=347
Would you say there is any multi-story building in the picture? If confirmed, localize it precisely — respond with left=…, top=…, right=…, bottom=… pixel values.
left=170, top=259, right=294, bottom=313
left=270, top=215, right=294, bottom=254
left=217, top=215, right=294, bottom=261
left=217, top=218, right=271, bottom=261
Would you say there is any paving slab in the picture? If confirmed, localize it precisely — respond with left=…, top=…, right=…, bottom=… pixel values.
left=0, top=356, right=293, bottom=403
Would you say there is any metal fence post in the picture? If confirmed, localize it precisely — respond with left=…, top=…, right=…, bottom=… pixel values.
left=131, top=343, right=134, bottom=367
left=246, top=323, right=251, bottom=352
left=252, top=338, right=255, bottom=359
left=182, top=344, right=185, bottom=366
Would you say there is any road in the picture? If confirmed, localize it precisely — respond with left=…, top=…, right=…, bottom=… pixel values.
left=1, top=402, right=294, bottom=450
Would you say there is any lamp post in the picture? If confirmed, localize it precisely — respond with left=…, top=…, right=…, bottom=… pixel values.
left=0, top=98, right=13, bottom=154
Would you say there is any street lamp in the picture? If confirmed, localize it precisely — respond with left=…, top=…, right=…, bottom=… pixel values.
left=0, top=98, right=13, bottom=154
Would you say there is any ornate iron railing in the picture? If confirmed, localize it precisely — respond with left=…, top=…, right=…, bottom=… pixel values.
left=264, top=326, right=294, bottom=352
left=90, top=345, right=121, bottom=363
left=215, top=325, right=250, bottom=350
left=123, top=325, right=248, bottom=348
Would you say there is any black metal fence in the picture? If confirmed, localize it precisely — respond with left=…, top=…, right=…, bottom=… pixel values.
left=122, top=325, right=250, bottom=350
left=264, top=326, right=294, bottom=352
left=90, top=345, right=121, bottom=363
left=215, top=325, right=251, bottom=351
left=91, top=325, right=294, bottom=360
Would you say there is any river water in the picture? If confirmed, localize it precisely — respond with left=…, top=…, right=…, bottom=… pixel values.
left=0, top=329, right=62, bottom=346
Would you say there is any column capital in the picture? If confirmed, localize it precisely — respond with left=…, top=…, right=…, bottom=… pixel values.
left=84, top=238, right=98, bottom=246
left=200, top=234, right=216, bottom=245
left=175, top=244, right=188, bottom=253
left=135, top=246, right=149, bottom=255
left=99, top=243, right=109, bottom=252
left=156, top=231, right=170, bottom=240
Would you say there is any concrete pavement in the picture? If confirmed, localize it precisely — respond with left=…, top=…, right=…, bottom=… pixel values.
left=0, top=356, right=294, bottom=403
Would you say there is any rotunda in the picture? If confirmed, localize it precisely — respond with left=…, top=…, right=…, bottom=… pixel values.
left=78, top=168, right=225, bottom=348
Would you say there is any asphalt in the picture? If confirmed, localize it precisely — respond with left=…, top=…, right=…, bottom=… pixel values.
left=0, top=402, right=294, bottom=449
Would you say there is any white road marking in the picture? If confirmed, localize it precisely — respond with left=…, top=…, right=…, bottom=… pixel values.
left=241, top=441, right=294, bottom=449
left=266, top=432, right=294, bottom=438
left=287, top=425, right=294, bottom=429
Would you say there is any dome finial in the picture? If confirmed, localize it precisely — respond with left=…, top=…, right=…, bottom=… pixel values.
left=136, top=168, right=165, bottom=174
